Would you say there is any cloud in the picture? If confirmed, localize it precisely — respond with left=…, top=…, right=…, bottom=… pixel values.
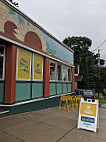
left=14, top=0, right=106, bottom=60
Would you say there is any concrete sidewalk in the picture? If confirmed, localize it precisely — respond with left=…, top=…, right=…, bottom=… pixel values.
left=0, top=106, right=106, bottom=142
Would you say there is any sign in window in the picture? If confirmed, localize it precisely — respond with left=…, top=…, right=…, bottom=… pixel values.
left=17, top=48, right=31, bottom=80
left=33, top=54, right=43, bottom=81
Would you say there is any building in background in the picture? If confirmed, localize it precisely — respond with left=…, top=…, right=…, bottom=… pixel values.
left=0, top=0, right=74, bottom=114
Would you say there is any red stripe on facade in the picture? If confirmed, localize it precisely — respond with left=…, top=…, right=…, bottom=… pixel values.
left=72, top=68, right=75, bottom=92
left=4, top=45, right=17, bottom=103
left=43, top=57, right=50, bottom=97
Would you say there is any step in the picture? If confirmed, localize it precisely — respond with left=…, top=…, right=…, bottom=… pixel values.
left=0, top=110, right=10, bottom=118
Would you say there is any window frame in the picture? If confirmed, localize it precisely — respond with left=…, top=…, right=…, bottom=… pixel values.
left=68, top=67, right=72, bottom=82
left=62, top=65, right=68, bottom=82
left=0, top=45, right=5, bottom=81
left=50, top=60, right=57, bottom=82
left=50, top=60, right=73, bottom=82
left=57, top=63, right=62, bottom=82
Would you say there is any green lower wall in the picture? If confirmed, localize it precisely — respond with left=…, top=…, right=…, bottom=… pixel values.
left=49, top=82, right=56, bottom=96
left=57, top=83, right=62, bottom=94
left=15, top=82, right=71, bottom=102
left=63, top=83, right=67, bottom=93
left=49, top=82, right=72, bottom=96
left=68, top=83, right=71, bottom=92
left=15, top=83, right=31, bottom=102
left=32, top=82, right=43, bottom=99
left=0, top=82, right=4, bottom=103
left=15, top=82, right=44, bottom=102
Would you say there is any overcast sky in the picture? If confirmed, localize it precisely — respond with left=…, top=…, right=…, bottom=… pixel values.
left=13, top=0, right=106, bottom=61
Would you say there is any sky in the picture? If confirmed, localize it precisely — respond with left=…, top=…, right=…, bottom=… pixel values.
left=13, top=0, right=106, bottom=61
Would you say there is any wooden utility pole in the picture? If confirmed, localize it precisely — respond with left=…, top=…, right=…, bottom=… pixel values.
left=98, top=49, right=100, bottom=66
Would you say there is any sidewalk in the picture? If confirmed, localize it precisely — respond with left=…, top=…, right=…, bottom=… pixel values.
left=0, top=106, right=106, bottom=142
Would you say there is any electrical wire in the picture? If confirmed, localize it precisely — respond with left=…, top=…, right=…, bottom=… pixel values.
left=92, top=40, right=106, bottom=52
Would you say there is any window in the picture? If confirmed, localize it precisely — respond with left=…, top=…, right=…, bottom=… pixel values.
left=0, top=46, right=5, bottom=80
left=17, top=48, right=31, bottom=80
left=62, top=65, right=68, bottom=81
left=50, top=60, right=72, bottom=82
left=50, top=61, right=56, bottom=80
left=68, top=67, right=72, bottom=81
left=33, top=53, right=43, bottom=81
left=57, top=64, right=62, bottom=81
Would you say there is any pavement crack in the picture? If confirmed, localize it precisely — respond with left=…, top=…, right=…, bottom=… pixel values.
left=2, top=130, right=26, bottom=142
left=56, top=125, right=76, bottom=142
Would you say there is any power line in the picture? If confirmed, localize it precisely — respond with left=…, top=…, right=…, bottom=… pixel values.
left=92, top=40, right=106, bottom=52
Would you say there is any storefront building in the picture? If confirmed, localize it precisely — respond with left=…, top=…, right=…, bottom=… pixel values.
left=0, top=0, right=75, bottom=114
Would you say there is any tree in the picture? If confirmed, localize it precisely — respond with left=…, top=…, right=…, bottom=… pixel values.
left=80, top=51, right=89, bottom=89
left=63, top=36, right=92, bottom=64
left=63, top=36, right=92, bottom=89
left=63, top=36, right=106, bottom=93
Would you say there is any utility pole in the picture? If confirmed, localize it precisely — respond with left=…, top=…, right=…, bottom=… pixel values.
left=98, top=49, right=100, bottom=66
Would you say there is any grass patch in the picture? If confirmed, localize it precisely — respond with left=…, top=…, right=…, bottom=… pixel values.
left=96, top=97, right=106, bottom=104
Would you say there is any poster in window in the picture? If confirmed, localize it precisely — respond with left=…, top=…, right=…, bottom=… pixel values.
left=17, top=48, right=31, bottom=80
left=33, top=54, right=43, bottom=80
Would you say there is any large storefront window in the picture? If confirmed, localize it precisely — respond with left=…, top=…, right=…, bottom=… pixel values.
left=33, top=53, right=43, bottom=81
left=17, top=48, right=31, bottom=80
left=50, top=60, right=72, bottom=82
left=57, top=64, right=62, bottom=81
left=50, top=61, right=56, bottom=81
left=68, top=67, right=72, bottom=81
left=0, top=46, right=5, bottom=80
left=62, top=65, right=68, bottom=81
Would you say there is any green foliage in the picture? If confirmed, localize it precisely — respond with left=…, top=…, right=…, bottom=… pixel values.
left=80, top=51, right=89, bottom=89
left=63, top=36, right=92, bottom=89
left=63, top=36, right=106, bottom=92
left=96, top=97, right=106, bottom=104
left=63, top=36, right=92, bottom=64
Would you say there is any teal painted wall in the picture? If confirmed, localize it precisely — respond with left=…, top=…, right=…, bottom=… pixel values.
left=57, top=83, right=62, bottom=94
left=32, top=82, right=43, bottom=99
left=15, top=82, right=72, bottom=102
left=63, top=83, right=68, bottom=93
left=0, top=82, right=4, bottom=103
left=15, top=82, right=31, bottom=102
left=49, top=82, right=56, bottom=96
left=49, top=82, right=72, bottom=96
left=67, top=83, right=71, bottom=92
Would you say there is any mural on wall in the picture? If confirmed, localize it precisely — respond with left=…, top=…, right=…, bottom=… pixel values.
left=0, top=1, right=74, bottom=64
left=0, top=1, right=47, bottom=51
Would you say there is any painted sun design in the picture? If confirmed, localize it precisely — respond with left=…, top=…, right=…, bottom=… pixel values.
left=0, top=1, right=47, bottom=52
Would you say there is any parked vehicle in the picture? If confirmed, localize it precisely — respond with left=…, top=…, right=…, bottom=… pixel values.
left=75, top=89, right=96, bottom=101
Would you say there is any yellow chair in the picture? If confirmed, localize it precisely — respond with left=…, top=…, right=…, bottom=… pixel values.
left=68, top=95, right=74, bottom=111
left=59, top=95, right=67, bottom=111
left=66, top=96, right=72, bottom=112
left=75, top=96, right=78, bottom=109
